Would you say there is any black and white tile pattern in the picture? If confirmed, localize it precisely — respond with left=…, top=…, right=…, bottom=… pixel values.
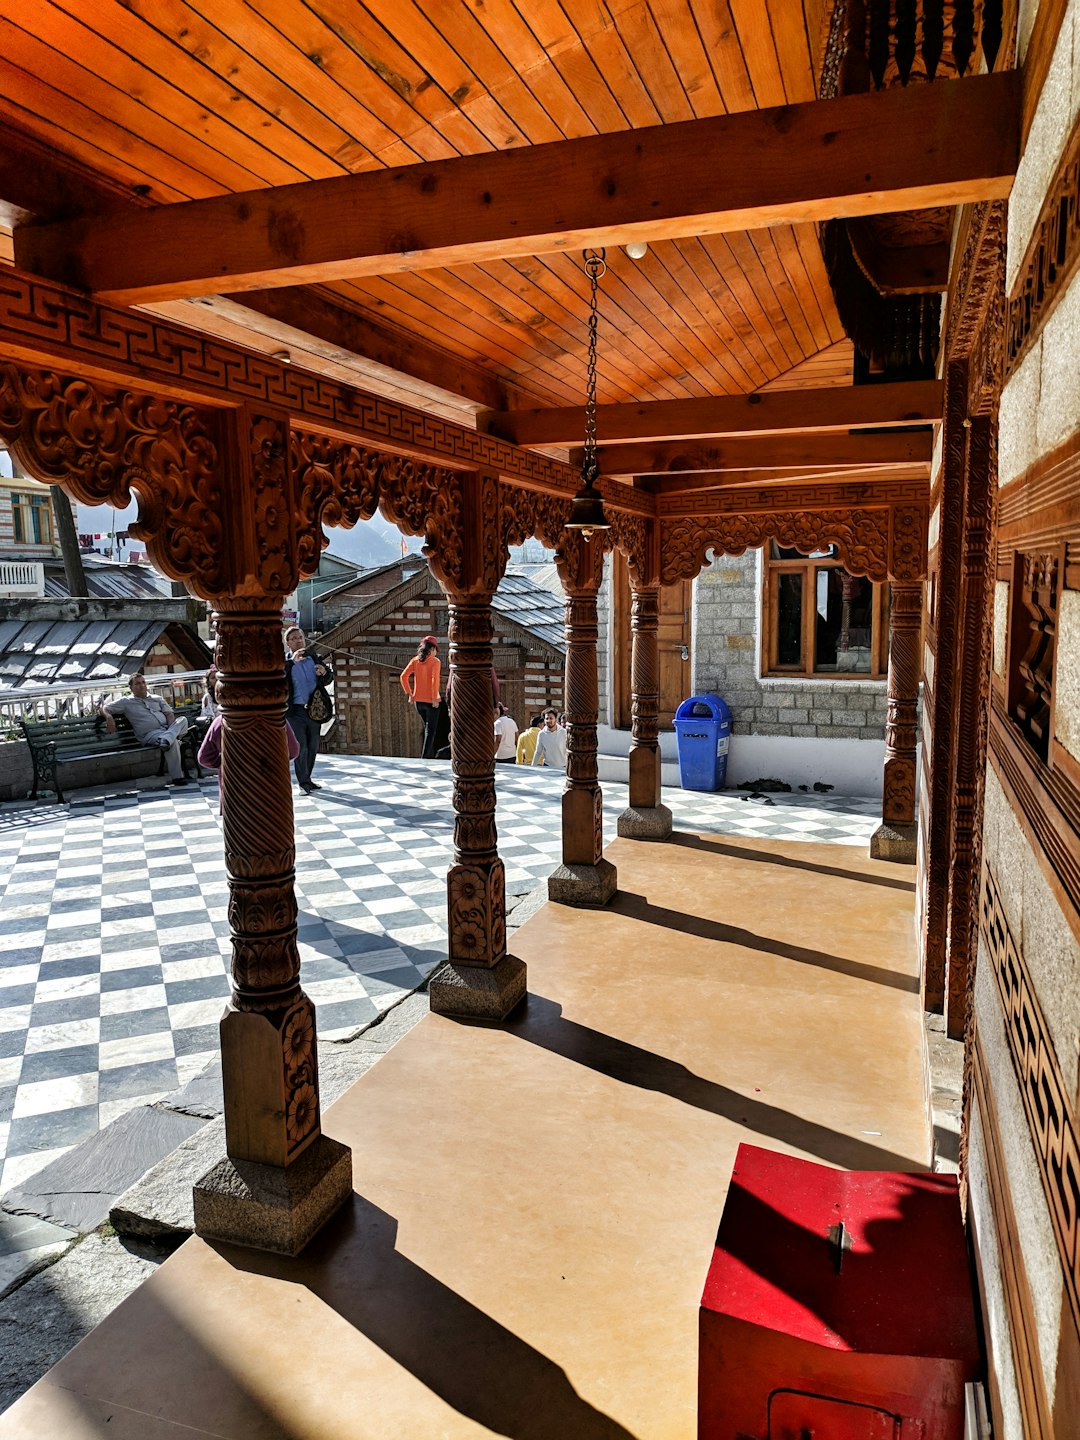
left=0, top=756, right=881, bottom=1192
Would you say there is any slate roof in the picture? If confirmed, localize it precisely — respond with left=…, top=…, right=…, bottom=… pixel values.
left=493, top=572, right=565, bottom=652
left=0, top=618, right=207, bottom=687
left=42, top=558, right=171, bottom=601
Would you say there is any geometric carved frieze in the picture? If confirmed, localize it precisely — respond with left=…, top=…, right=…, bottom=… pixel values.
left=659, top=508, right=891, bottom=585
left=981, top=863, right=1080, bottom=1333
left=0, top=360, right=226, bottom=597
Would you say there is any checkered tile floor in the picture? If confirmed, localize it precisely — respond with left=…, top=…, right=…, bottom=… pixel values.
left=0, top=755, right=881, bottom=1194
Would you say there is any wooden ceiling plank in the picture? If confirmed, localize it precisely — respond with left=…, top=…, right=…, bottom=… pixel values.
left=196, top=0, right=466, bottom=164
left=624, top=247, right=760, bottom=394
left=768, top=1, right=819, bottom=104
left=363, top=0, right=566, bottom=147
left=594, top=430, right=933, bottom=475
left=607, top=1, right=697, bottom=124
left=485, top=378, right=943, bottom=446
left=456, top=257, right=676, bottom=404
left=763, top=341, right=854, bottom=391
left=226, top=286, right=516, bottom=411
left=692, top=0, right=757, bottom=113
left=712, top=230, right=808, bottom=372
left=335, top=271, right=566, bottom=390
left=259, top=0, right=497, bottom=159
left=491, top=255, right=692, bottom=403
left=58, top=0, right=366, bottom=179
left=555, top=0, right=666, bottom=128
left=729, top=0, right=789, bottom=107
left=17, top=72, right=1020, bottom=304
left=645, top=242, right=772, bottom=392
left=459, top=0, right=605, bottom=139
left=753, top=228, right=819, bottom=355
left=684, top=233, right=794, bottom=380
left=0, top=98, right=189, bottom=210
left=792, top=223, right=849, bottom=343
left=0, top=57, right=231, bottom=203
left=771, top=226, right=837, bottom=351
left=803, top=0, right=833, bottom=90
left=4, top=8, right=313, bottom=195
left=647, top=0, right=726, bottom=118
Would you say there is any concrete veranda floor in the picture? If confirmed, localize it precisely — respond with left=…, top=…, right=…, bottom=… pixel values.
left=0, top=825, right=930, bottom=1440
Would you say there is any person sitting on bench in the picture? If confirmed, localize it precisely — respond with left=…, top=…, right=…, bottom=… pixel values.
left=98, top=673, right=191, bottom=786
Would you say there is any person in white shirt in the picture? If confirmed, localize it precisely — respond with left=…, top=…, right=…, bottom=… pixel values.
left=99, top=673, right=191, bottom=785
left=531, top=709, right=567, bottom=770
left=493, top=704, right=519, bottom=764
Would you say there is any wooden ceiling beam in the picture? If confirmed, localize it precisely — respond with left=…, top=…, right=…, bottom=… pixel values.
left=0, top=125, right=514, bottom=413
left=591, top=430, right=933, bottom=476
left=15, top=72, right=1019, bottom=307
left=482, top=378, right=942, bottom=446
left=644, top=463, right=930, bottom=494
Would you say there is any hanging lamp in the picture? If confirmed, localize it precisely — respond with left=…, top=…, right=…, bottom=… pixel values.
left=565, top=248, right=611, bottom=541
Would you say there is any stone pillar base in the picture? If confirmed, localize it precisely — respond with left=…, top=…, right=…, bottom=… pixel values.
left=617, top=804, right=673, bottom=840
left=193, top=1134, right=352, bottom=1256
left=548, top=857, right=618, bottom=907
left=870, top=821, right=918, bottom=864
left=429, top=953, right=527, bottom=1020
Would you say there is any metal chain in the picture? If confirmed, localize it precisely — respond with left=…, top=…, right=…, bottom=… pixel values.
left=582, top=248, right=606, bottom=487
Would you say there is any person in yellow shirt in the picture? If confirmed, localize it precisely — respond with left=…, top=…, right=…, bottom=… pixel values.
left=516, top=714, right=543, bottom=765
left=400, top=636, right=442, bottom=758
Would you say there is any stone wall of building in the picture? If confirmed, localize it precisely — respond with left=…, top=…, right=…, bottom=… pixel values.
left=692, top=550, right=889, bottom=741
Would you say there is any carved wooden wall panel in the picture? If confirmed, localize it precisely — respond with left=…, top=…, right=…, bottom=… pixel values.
left=981, top=866, right=1080, bottom=1336
left=658, top=508, right=894, bottom=585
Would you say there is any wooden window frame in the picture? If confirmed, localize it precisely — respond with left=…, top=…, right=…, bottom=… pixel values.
left=10, top=490, right=53, bottom=547
left=760, top=547, right=888, bottom=680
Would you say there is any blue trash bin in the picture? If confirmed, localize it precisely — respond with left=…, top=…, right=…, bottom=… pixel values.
left=673, top=694, right=731, bottom=791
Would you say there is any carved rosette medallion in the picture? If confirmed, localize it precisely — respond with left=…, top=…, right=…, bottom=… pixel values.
left=889, top=506, right=929, bottom=582
left=250, top=414, right=298, bottom=596
left=0, top=362, right=225, bottom=597
left=281, top=995, right=320, bottom=1156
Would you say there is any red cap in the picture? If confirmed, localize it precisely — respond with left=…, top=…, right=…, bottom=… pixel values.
left=422, top=635, right=438, bottom=645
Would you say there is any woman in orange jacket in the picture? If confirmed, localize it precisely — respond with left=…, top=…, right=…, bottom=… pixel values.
left=399, top=635, right=442, bottom=758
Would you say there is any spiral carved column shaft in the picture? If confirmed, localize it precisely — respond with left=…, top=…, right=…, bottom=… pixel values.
left=562, top=587, right=603, bottom=867
left=628, top=585, right=662, bottom=811
left=212, top=599, right=320, bottom=1168
left=882, top=583, right=923, bottom=828
left=429, top=593, right=525, bottom=1019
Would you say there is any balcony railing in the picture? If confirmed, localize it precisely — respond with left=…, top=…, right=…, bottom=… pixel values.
left=0, top=671, right=210, bottom=736
left=0, top=560, right=45, bottom=597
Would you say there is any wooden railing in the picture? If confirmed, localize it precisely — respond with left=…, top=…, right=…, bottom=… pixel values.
left=823, top=0, right=1008, bottom=98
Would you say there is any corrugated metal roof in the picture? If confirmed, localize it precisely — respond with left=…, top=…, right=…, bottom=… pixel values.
left=0, top=618, right=167, bottom=685
left=42, top=559, right=171, bottom=601
left=494, top=572, right=565, bottom=652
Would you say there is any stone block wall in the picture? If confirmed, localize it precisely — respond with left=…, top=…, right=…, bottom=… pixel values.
left=692, top=550, right=888, bottom=741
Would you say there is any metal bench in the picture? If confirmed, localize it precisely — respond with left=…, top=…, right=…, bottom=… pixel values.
left=19, top=710, right=204, bottom=803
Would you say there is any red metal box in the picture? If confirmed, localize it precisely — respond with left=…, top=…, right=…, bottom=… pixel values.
left=699, top=1144, right=980, bottom=1439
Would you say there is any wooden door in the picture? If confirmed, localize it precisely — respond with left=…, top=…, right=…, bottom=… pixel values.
left=613, top=551, right=691, bottom=729
left=371, top=666, right=422, bottom=757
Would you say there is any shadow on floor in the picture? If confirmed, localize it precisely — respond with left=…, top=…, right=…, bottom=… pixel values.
left=507, top=994, right=923, bottom=1173
left=667, top=831, right=916, bottom=893
left=612, top=890, right=919, bottom=995
left=222, top=1194, right=635, bottom=1440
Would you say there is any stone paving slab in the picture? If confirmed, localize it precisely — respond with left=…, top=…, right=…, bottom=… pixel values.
left=0, top=1211, right=77, bottom=1301
left=2, top=1104, right=206, bottom=1235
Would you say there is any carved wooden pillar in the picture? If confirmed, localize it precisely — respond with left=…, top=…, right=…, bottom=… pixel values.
left=921, top=360, right=969, bottom=1015
left=944, top=414, right=996, bottom=1038
left=428, top=590, right=525, bottom=1019
left=550, top=533, right=617, bottom=905
left=427, top=470, right=524, bottom=1019
left=870, top=582, right=922, bottom=862
left=617, top=582, right=673, bottom=840
left=192, top=410, right=351, bottom=1254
